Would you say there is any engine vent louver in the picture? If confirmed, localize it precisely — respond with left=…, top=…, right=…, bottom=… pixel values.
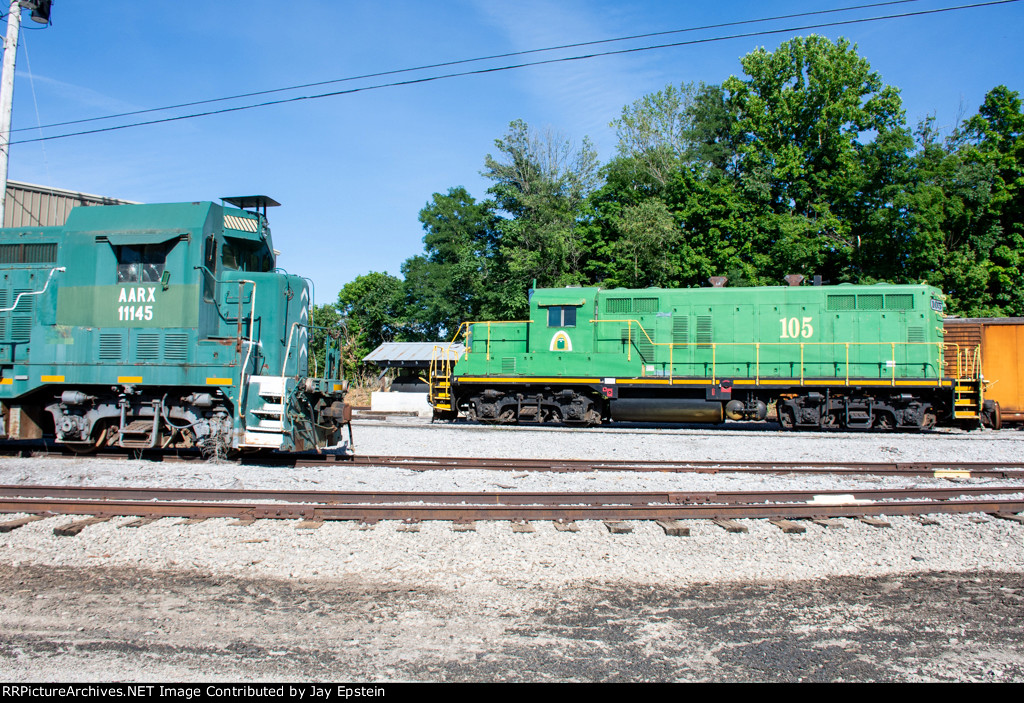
left=620, top=327, right=654, bottom=363
left=12, top=289, right=33, bottom=314
left=99, top=333, right=124, bottom=361
left=10, top=318, right=31, bottom=340
left=672, top=316, right=689, bottom=345
left=165, top=334, right=189, bottom=361
left=0, top=243, right=57, bottom=264
left=696, top=315, right=713, bottom=349
left=137, top=333, right=160, bottom=360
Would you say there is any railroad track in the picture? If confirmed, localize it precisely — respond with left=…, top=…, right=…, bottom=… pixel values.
left=1, top=484, right=1022, bottom=528
left=3, top=445, right=1024, bottom=478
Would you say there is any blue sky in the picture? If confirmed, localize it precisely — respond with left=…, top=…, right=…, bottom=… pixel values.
left=5, top=0, right=1023, bottom=304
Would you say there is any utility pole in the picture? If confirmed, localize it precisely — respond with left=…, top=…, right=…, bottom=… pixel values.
left=0, top=0, right=51, bottom=226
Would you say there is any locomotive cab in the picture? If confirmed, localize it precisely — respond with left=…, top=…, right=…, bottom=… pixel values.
left=0, top=197, right=349, bottom=454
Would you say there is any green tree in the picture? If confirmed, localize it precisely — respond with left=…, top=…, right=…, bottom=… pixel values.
left=483, top=119, right=600, bottom=316
left=723, top=35, right=911, bottom=283
left=610, top=81, right=735, bottom=189
left=402, top=187, right=499, bottom=339
left=962, top=85, right=1024, bottom=315
left=336, top=272, right=407, bottom=377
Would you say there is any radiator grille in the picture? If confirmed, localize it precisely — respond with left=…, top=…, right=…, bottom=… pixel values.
left=858, top=294, right=883, bottom=310
left=885, top=294, right=914, bottom=310
left=827, top=294, right=856, bottom=311
left=633, top=297, right=658, bottom=313
left=606, top=298, right=631, bottom=314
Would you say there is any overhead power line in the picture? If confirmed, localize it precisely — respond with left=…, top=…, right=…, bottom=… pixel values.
left=10, top=0, right=927, bottom=135
left=9, top=0, right=1020, bottom=146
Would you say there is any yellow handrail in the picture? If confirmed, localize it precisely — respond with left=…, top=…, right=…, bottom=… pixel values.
left=590, top=318, right=978, bottom=384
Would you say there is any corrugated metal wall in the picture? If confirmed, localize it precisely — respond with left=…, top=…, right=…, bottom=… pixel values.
left=3, top=180, right=136, bottom=228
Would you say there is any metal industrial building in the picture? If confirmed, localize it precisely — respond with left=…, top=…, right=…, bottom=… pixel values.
left=3, top=180, right=136, bottom=228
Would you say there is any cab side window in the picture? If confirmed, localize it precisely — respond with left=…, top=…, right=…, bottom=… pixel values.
left=203, top=236, right=218, bottom=302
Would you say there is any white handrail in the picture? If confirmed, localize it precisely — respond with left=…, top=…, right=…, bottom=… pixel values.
left=0, top=266, right=65, bottom=312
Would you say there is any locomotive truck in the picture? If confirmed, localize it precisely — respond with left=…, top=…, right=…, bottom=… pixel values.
left=0, top=196, right=350, bottom=453
left=430, top=283, right=997, bottom=431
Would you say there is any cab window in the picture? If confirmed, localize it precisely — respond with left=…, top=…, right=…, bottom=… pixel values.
left=547, top=306, right=576, bottom=327
left=116, top=244, right=168, bottom=283
left=222, top=241, right=272, bottom=272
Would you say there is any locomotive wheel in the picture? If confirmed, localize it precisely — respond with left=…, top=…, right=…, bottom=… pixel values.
left=778, top=406, right=796, bottom=430
left=64, top=425, right=109, bottom=455
left=875, top=412, right=895, bottom=432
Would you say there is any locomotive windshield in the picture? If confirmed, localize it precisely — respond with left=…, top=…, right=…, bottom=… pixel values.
left=221, top=240, right=272, bottom=272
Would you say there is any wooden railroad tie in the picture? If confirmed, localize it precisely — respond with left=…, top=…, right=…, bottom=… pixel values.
left=711, top=517, right=748, bottom=534
left=769, top=518, right=806, bottom=534
left=511, top=521, right=535, bottom=533
left=604, top=520, right=633, bottom=534
left=811, top=518, right=847, bottom=528
left=655, top=519, right=690, bottom=537
left=552, top=520, right=579, bottom=532
left=0, top=515, right=45, bottom=533
left=121, top=517, right=158, bottom=529
left=452, top=520, right=476, bottom=532
left=53, top=516, right=111, bottom=537
left=857, top=516, right=892, bottom=528
left=991, top=512, right=1024, bottom=524
left=295, top=519, right=324, bottom=530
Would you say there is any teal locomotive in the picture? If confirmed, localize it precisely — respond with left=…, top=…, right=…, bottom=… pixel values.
left=431, top=283, right=996, bottom=430
left=0, top=197, right=349, bottom=453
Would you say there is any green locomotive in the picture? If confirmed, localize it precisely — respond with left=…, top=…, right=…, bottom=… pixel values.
left=430, top=283, right=995, bottom=430
left=0, top=197, right=349, bottom=453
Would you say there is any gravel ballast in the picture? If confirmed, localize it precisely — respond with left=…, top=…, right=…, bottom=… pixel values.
left=1, top=421, right=1023, bottom=681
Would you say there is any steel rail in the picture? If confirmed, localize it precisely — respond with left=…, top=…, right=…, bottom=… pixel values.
left=1, top=484, right=1022, bottom=505
left=0, top=487, right=1022, bottom=522
left=1, top=497, right=1022, bottom=522
left=336, top=455, right=1024, bottom=476
left=3, top=446, right=1024, bottom=477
